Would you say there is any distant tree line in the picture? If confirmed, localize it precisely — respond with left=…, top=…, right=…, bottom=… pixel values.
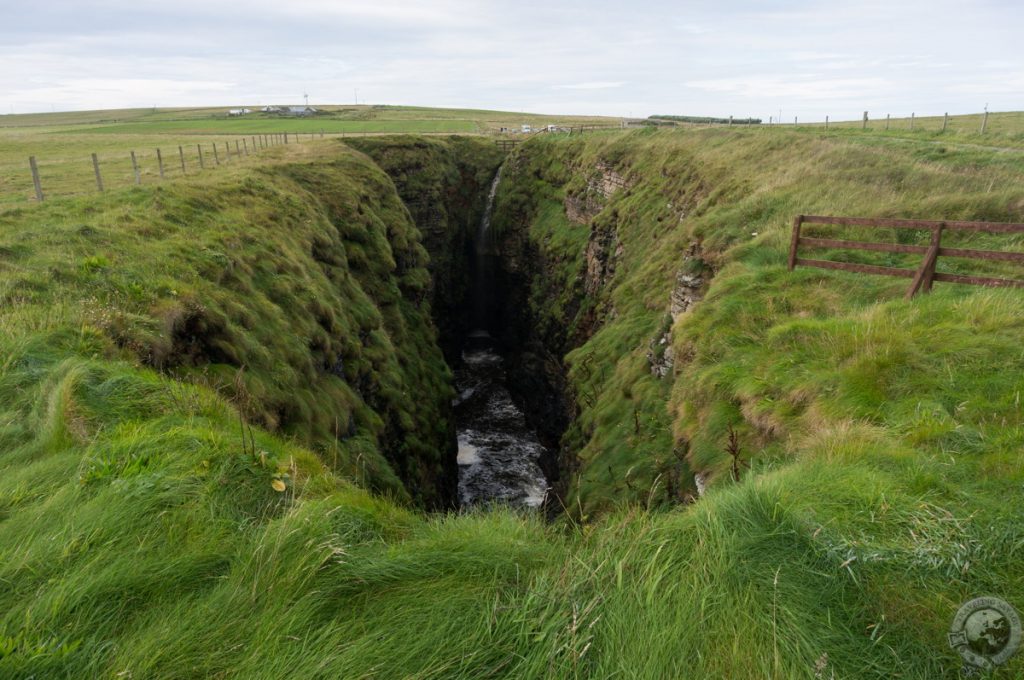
left=648, top=115, right=762, bottom=125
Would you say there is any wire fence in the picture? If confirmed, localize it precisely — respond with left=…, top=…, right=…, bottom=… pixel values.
left=643, top=110, right=1024, bottom=137
left=0, top=131, right=328, bottom=208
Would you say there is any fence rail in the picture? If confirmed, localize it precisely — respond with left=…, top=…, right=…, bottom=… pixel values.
left=788, top=215, right=1024, bottom=299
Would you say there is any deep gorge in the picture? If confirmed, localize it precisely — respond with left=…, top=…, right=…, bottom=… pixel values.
left=346, top=136, right=575, bottom=510
left=3, top=127, right=1023, bottom=676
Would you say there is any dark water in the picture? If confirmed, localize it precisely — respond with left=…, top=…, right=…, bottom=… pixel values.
left=454, top=166, right=549, bottom=508
left=454, top=331, right=548, bottom=508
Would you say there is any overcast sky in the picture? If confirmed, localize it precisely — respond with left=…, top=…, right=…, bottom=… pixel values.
left=3, top=1, right=1022, bottom=120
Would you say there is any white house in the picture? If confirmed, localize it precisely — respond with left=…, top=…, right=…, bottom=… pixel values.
left=228, top=108, right=252, bottom=116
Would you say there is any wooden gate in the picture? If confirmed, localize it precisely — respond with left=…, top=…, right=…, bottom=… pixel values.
left=788, top=215, right=1024, bottom=299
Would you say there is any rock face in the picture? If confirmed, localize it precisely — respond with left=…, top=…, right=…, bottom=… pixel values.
left=647, top=243, right=707, bottom=379
left=647, top=334, right=675, bottom=379
left=670, top=243, right=706, bottom=321
left=694, top=471, right=709, bottom=497
left=584, top=222, right=622, bottom=297
left=565, top=162, right=629, bottom=225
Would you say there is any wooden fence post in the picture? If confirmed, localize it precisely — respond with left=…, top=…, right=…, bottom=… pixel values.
left=285, top=132, right=289, bottom=144
left=788, top=215, right=804, bottom=270
left=130, top=151, right=141, bottom=185
left=906, top=223, right=944, bottom=299
left=224, top=141, right=230, bottom=160
left=981, top=110, right=989, bottom=134
left=825, top=115, right=829, bottom=130
left=92, top=153, right=104, bottom=192
left=942, top=113, right=948, bottom=132
left=157, top=148, right=165, bottom=178
left=213, top=143, right=220, bottom=165
left=862, top=111, right=868, bottom=130
left=910, top=112, right=915, bottom=130
left=235, top=140, right=241, bottom=156
left=198, top=144, right=205, bottom=169
left=29, top=156, right=43, bottom=201
left=794, top=116, right=798, bottom=126
left=885, top=114, right=890, bottom=130
left=243, top=138, right=249, bottom=156
left=179, top=145, right=186, bottom=174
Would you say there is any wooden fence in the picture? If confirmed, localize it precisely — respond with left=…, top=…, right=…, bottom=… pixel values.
left=788, top=215, right=1024, bottom=299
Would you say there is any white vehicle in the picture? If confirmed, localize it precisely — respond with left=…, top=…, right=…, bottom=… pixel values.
left=521, top=124, right=532, bottom=133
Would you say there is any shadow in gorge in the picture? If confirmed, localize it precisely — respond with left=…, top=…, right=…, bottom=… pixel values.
left=452, top=167, right=552, bottom=508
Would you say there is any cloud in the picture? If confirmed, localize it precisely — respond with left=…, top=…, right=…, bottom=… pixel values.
left=0, top=0, right=1022, bottom=118
left=554, top=82, right=625, bottom=91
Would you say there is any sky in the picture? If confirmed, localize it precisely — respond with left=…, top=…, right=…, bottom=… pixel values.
left=2, top=0, right=1022, bottom=120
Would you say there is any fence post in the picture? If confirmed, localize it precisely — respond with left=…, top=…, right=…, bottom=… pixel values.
left=825, top=115, right=829, bottom=130
left=862, top=111, right=868, bottom=130
left=794, top=116, right=797, bottom=126
left=157, top=148, right=165, bottom=178
left=224, top=141, right=230, bottom=160
left=130, top=151, right=141, bottom=185
left=788, top=215, right=804, bottom=270
left=198, top=144, right=205, bottom=169
left=285, top=132, right=289, bottom=144
left=981, top=110, right=989, bottom=134
left=28, top=156, right=44, bottom=201
left=906, top=223, right=944, bottom=299
left=91, top=153, right=104, bottom=192
left=243, top=138, right=249, bottom=156
left=885, top=114, right=890, bottom=130
left=910, top=112, right=915, bottom=130
left=235, top=140, right=241, bottom=156
left=942, top=112, right=948, bottom=132
left=213, top=143, right=220, bottom=165
left=179, top=145, right=186, bottom=174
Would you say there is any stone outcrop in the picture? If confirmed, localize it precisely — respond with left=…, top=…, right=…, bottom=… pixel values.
left=565, top=161, right=629, bottom=225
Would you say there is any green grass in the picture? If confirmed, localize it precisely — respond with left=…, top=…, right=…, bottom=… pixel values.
left=0, top=124, right=1023, bottom=677
left=0, top=105, right=619, bottom=207
left=76, top=118, right=480, bottom=135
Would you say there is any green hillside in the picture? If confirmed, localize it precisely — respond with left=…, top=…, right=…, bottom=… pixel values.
left=0, top=124, right=1021, bottom=677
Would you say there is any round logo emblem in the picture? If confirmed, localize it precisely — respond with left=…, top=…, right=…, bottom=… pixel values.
left=948, top=597, right=1021, bottom=672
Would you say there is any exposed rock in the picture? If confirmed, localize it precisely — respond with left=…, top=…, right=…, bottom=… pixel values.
left=595, top=161, right=629, bottom=197
left=670, top=243, right=707, bottom=321
left=564, top=161, right=629, bottom=225
left=647, top=332, right=674, bottom=378
left=584, top=223, right=619, bottom=296
left=670, top=273, right=703, bottom=319
left=694, top=471, right=709, bottom=497
left=565, top=192, right=604, bottom=225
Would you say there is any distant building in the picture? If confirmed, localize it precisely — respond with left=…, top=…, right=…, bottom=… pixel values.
left=521, top=124, right=532, bottom=133
left=286, top=106, right=318, bottom=116
left=228, top=108, right=252, bottom=116
left=261, top=106, right=283, bottom=113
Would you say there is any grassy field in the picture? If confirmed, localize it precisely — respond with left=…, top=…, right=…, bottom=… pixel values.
left=0, top=121, right=1023, bottom=677
left=0, top=105, right=618, bottom=206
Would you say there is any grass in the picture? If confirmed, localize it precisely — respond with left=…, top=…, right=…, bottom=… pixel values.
left=0, top=122, right=1022, bottom=677
left=0, top=105, right=618, bottom=206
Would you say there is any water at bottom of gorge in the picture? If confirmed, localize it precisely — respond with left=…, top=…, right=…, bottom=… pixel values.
left=453, top=331, right=549, bottom=508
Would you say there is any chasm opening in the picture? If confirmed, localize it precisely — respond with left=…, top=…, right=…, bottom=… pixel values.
left=453, top=165, right=551, bottom=508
